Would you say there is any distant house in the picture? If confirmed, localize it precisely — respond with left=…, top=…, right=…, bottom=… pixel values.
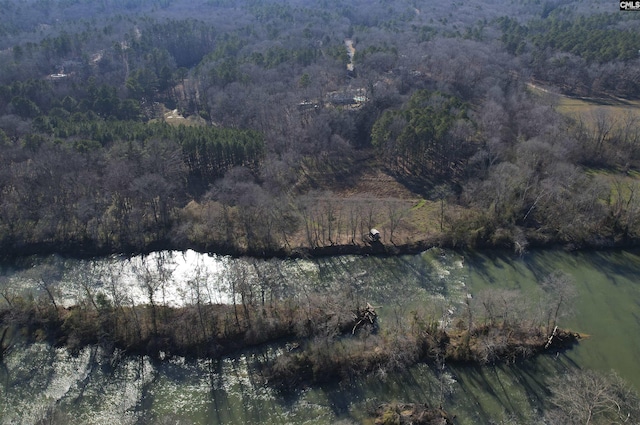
left=298, top=100, right=320, bottom=111
left=326, top=88, right=368, bottom=108
left=369, top=228, right=380, bottom=241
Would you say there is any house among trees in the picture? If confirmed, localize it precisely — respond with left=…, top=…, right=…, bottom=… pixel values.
left=298, top=99, right=320, bottom=111
left=369, top=228, right=380, bottom=242
left=326, top=88, right=368, bottom=108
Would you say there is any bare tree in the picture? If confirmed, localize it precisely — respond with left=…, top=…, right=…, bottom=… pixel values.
left=0, top=276, right=16, bottom=309
left=546, top=370, right=640, bottom=425
left=608, top=176, right=640, bottom=237
left=26, top=264, right=63, bottom=320
left=186, top=258, right=210, bottom=343
left=434, top=184, right=452, bottom=232
left=473, top=289, right=526, bottom=329
left=133, top=254, right=175, bottom=337
left=539, top=271, right=576, bottom=335
left=614, top=111, right=640, bottom=165
left=386, top=200, right=408, bottom=245
left=68, top=262, right=102, bottom=311
left=325, top=199, right=338, bottom=245
left=347, top=201, right=361, bottom=245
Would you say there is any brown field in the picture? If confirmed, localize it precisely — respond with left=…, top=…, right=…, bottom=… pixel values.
left=287, top=164, right=448, bottom=248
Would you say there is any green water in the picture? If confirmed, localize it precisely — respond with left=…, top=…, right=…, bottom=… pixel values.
left=465, top=249, right=640, bottom=391
left=1, top=249, right=639, bottom=424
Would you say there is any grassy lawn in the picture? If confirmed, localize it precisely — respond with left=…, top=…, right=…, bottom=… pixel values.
left=556, top=96, right=640, bottom=121
left=528, top=82, right=640, bottom=124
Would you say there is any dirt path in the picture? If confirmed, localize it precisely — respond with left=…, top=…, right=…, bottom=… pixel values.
left=345, top=39, right=355, bottom=72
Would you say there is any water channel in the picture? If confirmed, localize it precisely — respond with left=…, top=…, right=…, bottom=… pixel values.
left=1, top=248, right=639, bottom=424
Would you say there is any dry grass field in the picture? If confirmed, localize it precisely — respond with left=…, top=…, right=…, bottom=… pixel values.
left=529, top=82, right=640, bottom=126
left=287, top=167, right=445, bottom=247
left=557, top=96, right=640, bottom=128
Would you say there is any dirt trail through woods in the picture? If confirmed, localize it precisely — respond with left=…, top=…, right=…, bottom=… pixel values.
left=345, top=39, right=355, bottom=72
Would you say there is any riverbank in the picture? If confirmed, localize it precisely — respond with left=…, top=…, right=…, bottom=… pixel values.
left=2, top=230, right=640, bottom=262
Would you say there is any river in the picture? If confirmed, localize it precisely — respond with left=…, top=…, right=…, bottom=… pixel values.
left=1, top=248, right=639, bottom=424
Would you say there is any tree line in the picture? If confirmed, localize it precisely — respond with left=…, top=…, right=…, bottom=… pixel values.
left=498, top=12, right=640, bottom=97
left=0, top=118, right=263, bottom=254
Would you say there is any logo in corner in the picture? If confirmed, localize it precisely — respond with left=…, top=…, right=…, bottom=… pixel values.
left=621, top=1, right=640, bottom=10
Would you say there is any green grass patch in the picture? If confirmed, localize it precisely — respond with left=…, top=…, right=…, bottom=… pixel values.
left=411, top=199, right=427, bottom=210
left=406, top=199, right=441, bottom=234
left=584, top=168, right=640, bottom=207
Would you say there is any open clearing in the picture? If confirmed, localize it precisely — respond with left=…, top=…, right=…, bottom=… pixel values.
left=287, top=163, right=449, bottom=247
left=556, top=96, right=640, bottom=122
left=528, top=82, right=640, bottom=122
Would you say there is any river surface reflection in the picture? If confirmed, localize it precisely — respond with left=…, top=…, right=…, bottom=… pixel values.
left=1, top=248, right=639, bottom=424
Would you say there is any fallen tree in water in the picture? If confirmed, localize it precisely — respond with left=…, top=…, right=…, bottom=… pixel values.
left=261, top=318, right=580, bottom=390
left=373, top=403, right=453, bottom=425
left=263, top=273, right=582, bottom=389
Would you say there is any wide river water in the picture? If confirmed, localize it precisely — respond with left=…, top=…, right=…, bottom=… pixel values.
left=1, top=248, right=639, bottom=424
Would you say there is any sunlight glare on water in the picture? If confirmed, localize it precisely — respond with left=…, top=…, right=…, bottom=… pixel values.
left=1, top=248, right=640, bottom=424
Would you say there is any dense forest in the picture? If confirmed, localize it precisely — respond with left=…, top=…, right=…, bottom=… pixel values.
left=1, top=0, right=640, bottom=258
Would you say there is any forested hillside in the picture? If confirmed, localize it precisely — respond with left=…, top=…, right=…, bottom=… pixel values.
left=0, top=0, right=639, bottom=257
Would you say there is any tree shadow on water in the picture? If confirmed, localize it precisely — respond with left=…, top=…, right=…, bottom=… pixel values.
left=323, top=367, right=444, bottom=423
left=449, top=353, right=579, bottom=423
left=464, top=249, right=533, bottom=288
left=525, top=248, right=640, bottom=284
left=580, top=250, right=640, bottom=284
